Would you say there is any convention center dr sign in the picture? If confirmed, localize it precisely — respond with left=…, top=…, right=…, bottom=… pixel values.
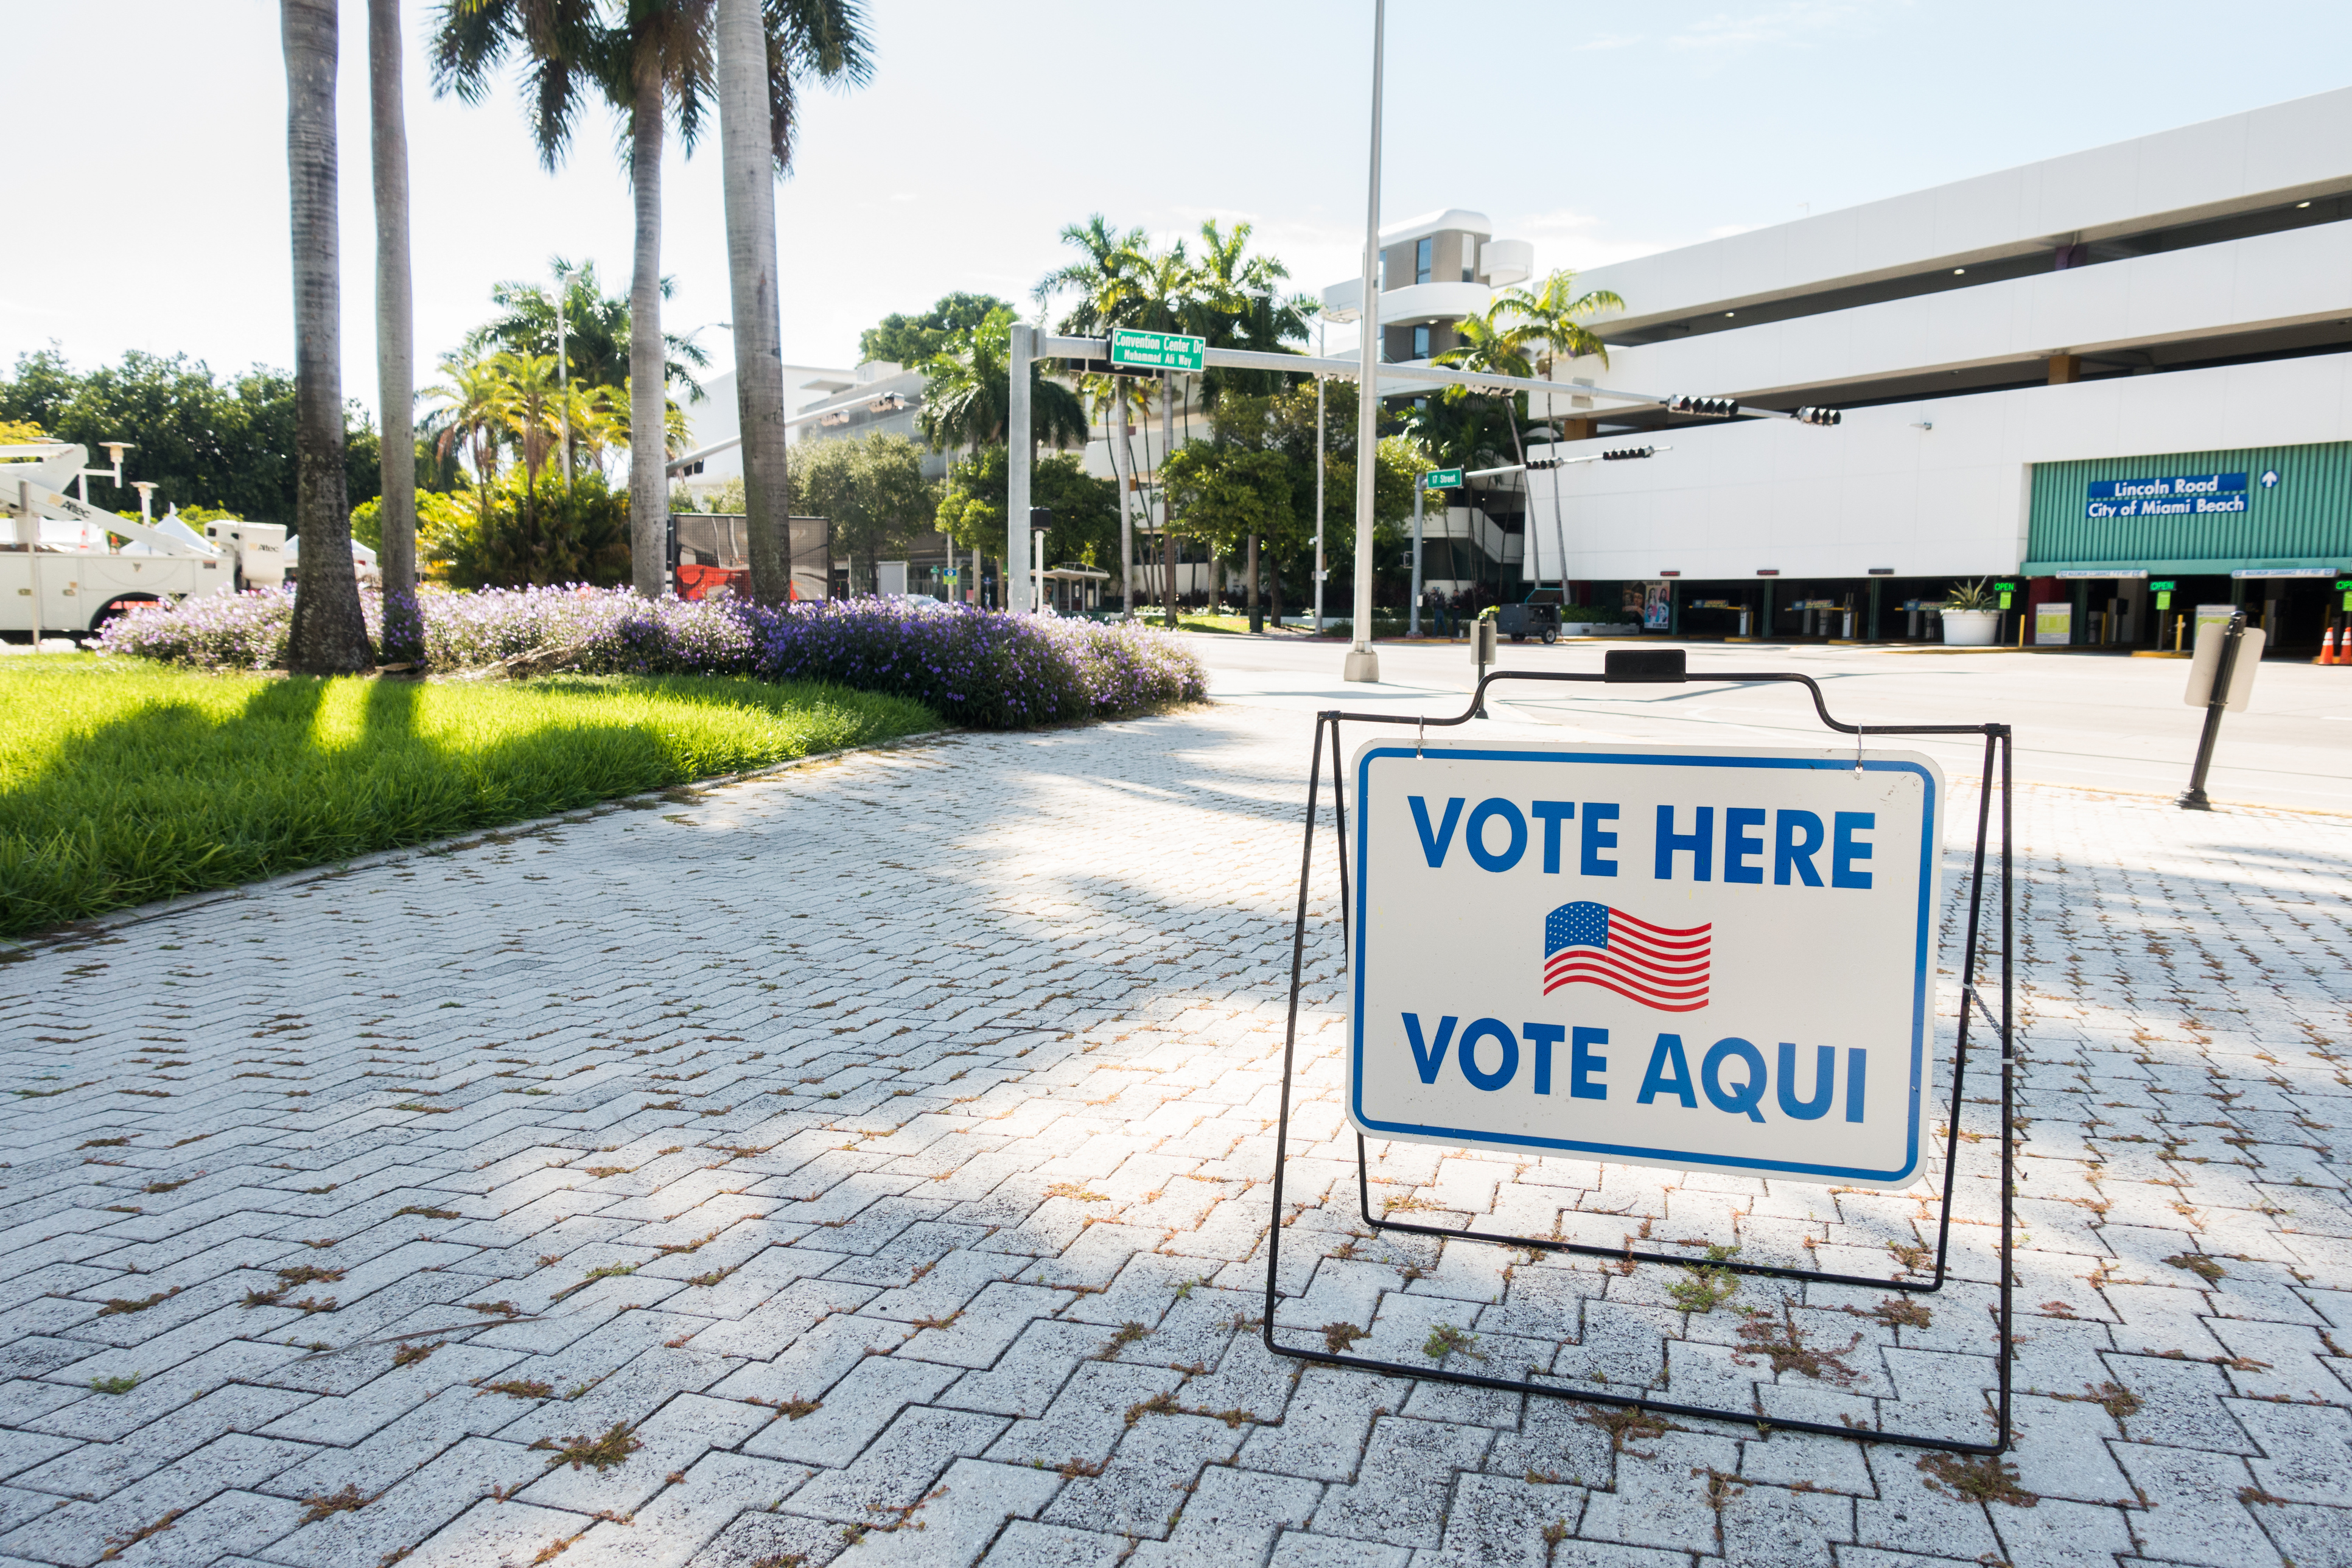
left=1348, top=740, right=1944, bottom=1188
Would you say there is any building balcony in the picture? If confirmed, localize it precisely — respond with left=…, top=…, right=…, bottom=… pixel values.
left=1321, top=278, right=1497, bottom=326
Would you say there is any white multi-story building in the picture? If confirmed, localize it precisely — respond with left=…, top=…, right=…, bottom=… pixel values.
left=676, top=361, right=962, bottom=597
left=1522, top=86, right=2352, bottom=650
left=1319, top=211, right=1538, bottom=600
left=1321, top=208, right=1535, bottom=365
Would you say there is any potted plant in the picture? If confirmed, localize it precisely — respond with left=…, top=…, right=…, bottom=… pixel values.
left=1940, top=578, right=2003, bottom=646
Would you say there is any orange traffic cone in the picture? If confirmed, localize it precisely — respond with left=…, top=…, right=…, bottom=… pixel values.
left=2322, top=623, right=2339, bottom=667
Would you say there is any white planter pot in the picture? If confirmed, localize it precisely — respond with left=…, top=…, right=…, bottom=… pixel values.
left=1941, top=609, right=2001, bottom=646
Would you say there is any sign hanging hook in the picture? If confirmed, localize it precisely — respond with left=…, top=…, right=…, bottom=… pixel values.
left=1416, top=716, right=1426, bottom=759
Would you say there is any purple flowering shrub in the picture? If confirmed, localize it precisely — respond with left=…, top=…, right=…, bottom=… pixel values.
left=96, top=586, right=1205, bottom=728
left=94, top=585, right=298, bottom=670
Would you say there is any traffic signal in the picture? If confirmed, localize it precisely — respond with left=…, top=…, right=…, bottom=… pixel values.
left=1600, top=446, right=1656, bottom=461
left=1795, top=406, right=1843, bottom=426
left=1666, top=394, right=1738, bottom=419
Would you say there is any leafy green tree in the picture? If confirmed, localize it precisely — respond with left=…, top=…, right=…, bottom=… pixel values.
left=1160, top=441, right=1293, bottom=593
left=0, top=352, right=382, bottom=524
left=350, top=486, right=474, bottom=552
left=934, top=446, right=1117, bottom=575
left=792, top=432, right=934, bottom=594
left=421, top=469, right=632, bottom=588
left=858, top=293, right=1012, bottom=367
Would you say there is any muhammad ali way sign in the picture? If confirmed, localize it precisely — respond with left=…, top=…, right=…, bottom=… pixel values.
left=1349, top=740, right=1945, bottom=1188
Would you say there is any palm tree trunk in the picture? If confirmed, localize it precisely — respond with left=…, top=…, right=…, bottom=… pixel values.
left=626, top=73, right=667, bottom=599
left=282, top=0, right=371, bottom=674
left=715, top=0, right=792, bottom=607
left=368, top=0, right=417, bottom=661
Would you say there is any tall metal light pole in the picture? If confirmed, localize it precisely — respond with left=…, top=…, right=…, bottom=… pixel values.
left=1344, top=0, right=1386, bottom=683
left=1007, top=322, right=1034, bottom=613
left=553, top=261, right=573, bottom=489
left=1314, top=313, right=1326, bottom=634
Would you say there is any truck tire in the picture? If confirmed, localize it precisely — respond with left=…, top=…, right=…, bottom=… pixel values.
left=1541, top=628, right=1558, bottom=645
left=92, top=595, right=162, bottom=633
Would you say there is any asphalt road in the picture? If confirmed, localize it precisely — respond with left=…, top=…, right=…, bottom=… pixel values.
left=1187, top=631, right=2352, bottom=813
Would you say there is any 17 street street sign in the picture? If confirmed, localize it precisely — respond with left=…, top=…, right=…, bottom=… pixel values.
left=1348, top=739, right=1945, bottom=1188
left=1108, top=327, right=1205, bottom=374
left=1423, top=467, right=1465, bottom=490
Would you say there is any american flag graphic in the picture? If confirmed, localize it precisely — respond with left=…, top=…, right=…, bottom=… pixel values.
left=1542, top=901, right=1712, bottom=1012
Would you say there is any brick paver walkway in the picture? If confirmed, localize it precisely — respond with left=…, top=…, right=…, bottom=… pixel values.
left=1, top=706, right=2347, bottom=1567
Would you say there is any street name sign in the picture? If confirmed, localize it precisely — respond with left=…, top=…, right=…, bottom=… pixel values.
left=1348, top=739, right=1944, bottom=1188
left=1423, top=467, right=1465, bottom=490
left=1108, top=327, right=1205, bottom=374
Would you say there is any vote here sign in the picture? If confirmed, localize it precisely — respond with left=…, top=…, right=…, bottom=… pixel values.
left=1348, top=740, right=1945, bottom=1188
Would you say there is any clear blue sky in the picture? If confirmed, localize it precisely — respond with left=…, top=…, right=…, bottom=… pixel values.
left=11, top=1, right=2352, bottom=437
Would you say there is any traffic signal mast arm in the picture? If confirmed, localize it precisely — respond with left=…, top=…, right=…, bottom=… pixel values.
left=1461, top=446, right=1672, bottom=481
left=1041, top=336, right=1837, bottom=426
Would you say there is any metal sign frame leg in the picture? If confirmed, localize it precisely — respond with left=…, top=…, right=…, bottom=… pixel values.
left=1260, top=665, right=2016, bottom=1457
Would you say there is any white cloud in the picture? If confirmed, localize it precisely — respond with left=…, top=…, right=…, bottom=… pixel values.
left=1510, top=208, right=1685, bottom=271
left=1667, top=1, right=1874, bottom=50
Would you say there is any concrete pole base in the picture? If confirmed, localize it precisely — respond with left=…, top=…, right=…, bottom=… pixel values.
left=1343, top=648, right=1382, bottom=683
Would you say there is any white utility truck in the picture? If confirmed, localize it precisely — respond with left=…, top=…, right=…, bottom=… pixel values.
left=2, top=441, right=285, bottom=642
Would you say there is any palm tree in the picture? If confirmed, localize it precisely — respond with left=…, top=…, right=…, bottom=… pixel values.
left=1066, top=231, right=1197, bottom=623
left=1038, top=215, right=1148, bottom=332
left=1039, top=215, right=1149, bottom=612
left=917, top=310, right=1088, bottom=455
left=1492, top=269, right=1623, bottom=598
left=432, top=0, right=715, bottom=598
left=1431, top=300, right=1536, bottom=468
left=1185, top=219, right=1306, bottom=616
left=1498, top=267, right=1624, bottom=383
left=283, top=0, right=372, bottom=674
left=1189, top=218, right=1307, bottom=405
left=469, top=259, right=712, bottom=400
left=422, top=349, right=508, bottom=533
left=711, top=0, right=873, bottom=604
left=370, top=0, right=419, bottom=663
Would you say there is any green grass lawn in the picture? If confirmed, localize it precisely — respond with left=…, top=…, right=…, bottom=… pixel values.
left=0, top=655, right=937, bottom=940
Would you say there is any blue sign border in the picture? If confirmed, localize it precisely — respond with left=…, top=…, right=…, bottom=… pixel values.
left=1349, top=746, right=1937, bottom=1184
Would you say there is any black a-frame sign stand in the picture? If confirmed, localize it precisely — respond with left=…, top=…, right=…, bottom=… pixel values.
left=1259, top=650, right=2017, bottom=1456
